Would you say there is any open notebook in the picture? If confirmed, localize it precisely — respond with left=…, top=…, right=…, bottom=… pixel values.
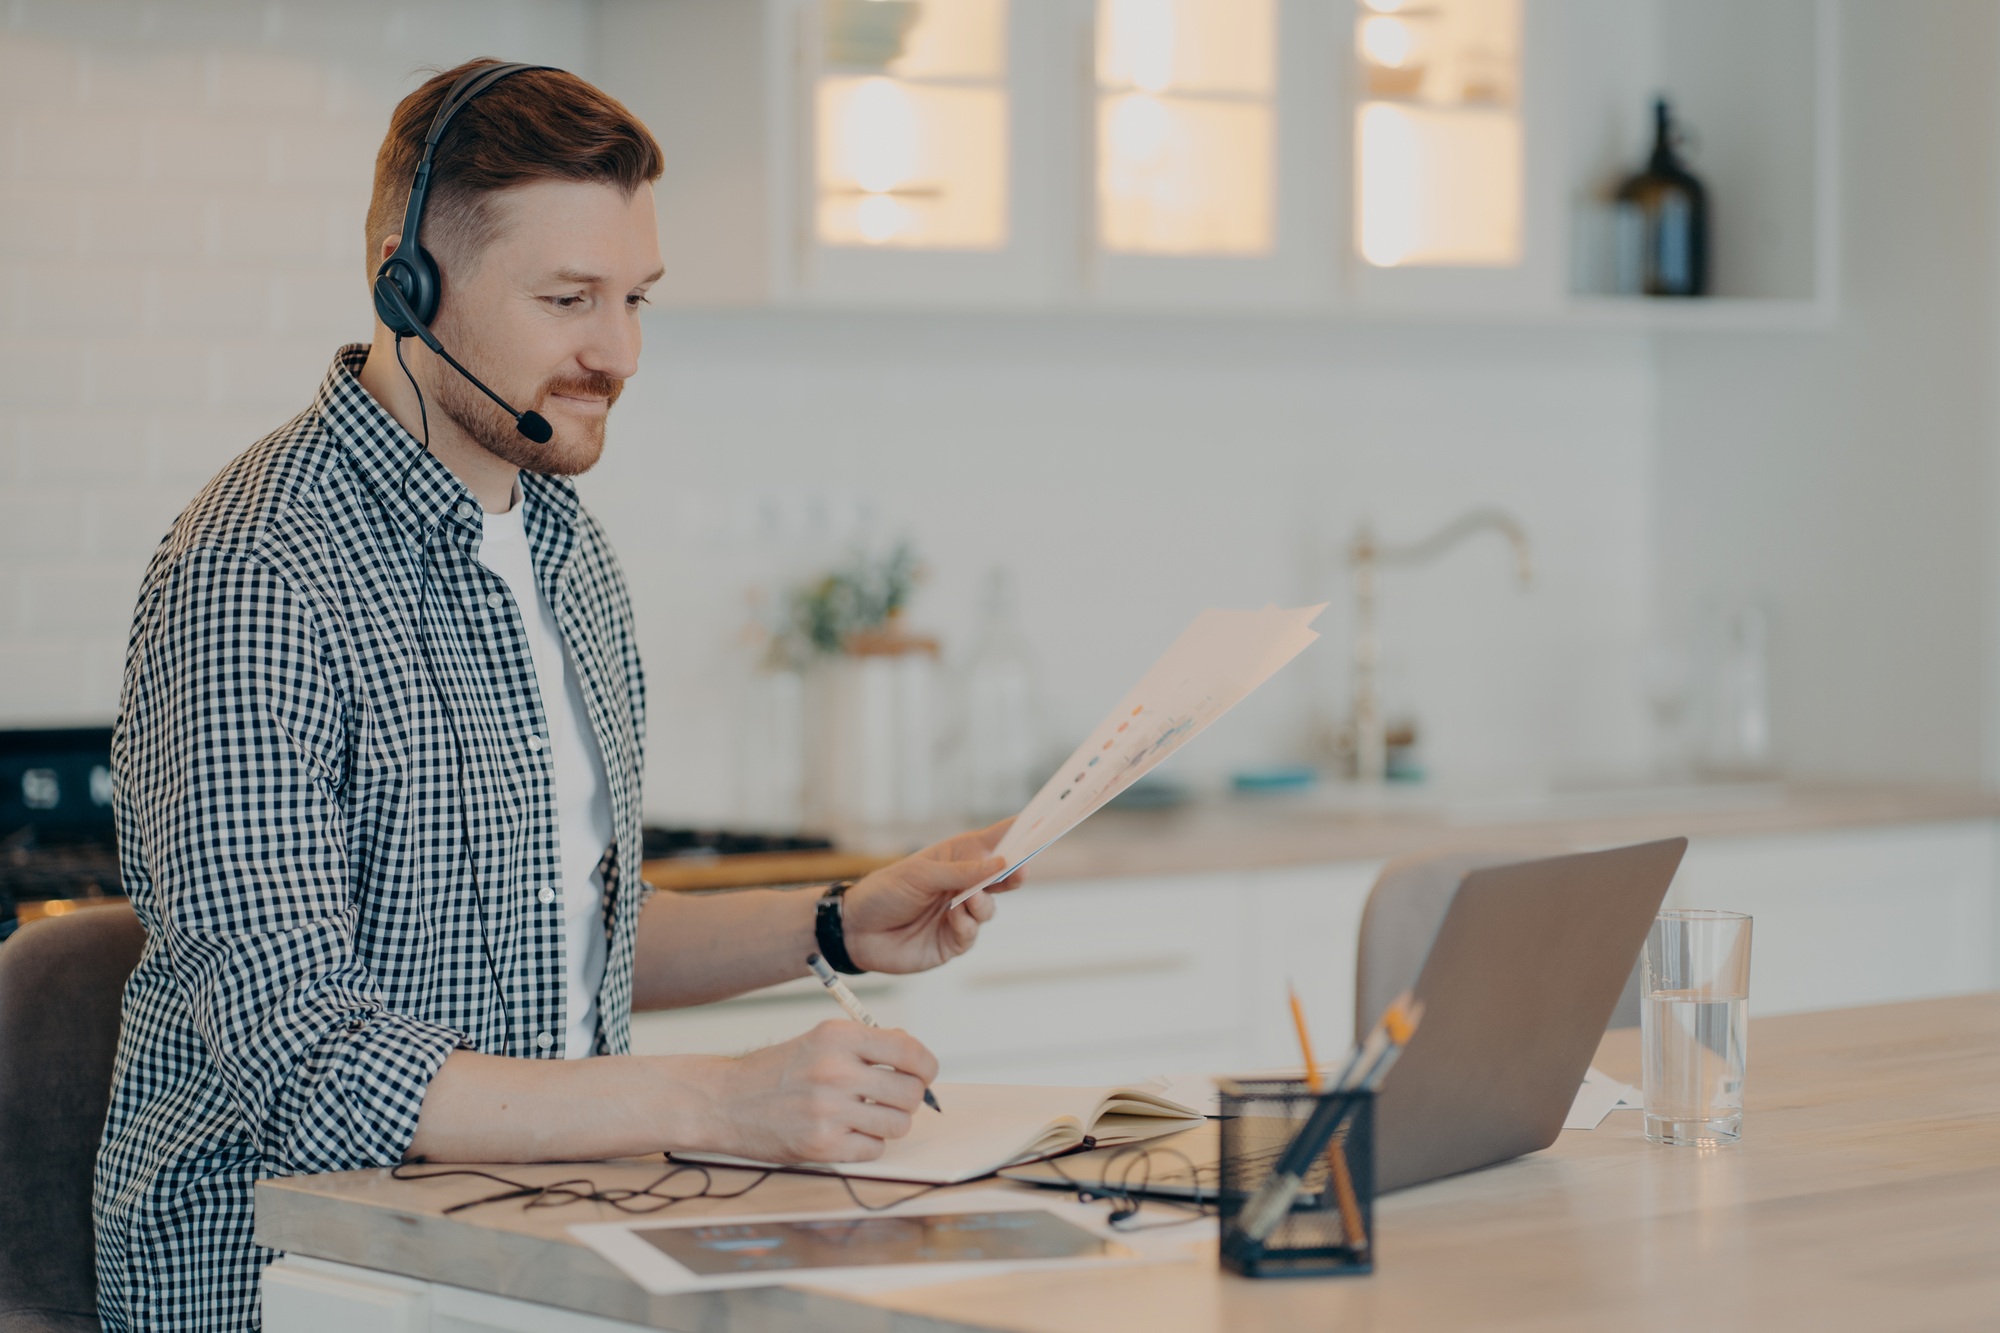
left=674, top=1083, right=1206, bottom=1186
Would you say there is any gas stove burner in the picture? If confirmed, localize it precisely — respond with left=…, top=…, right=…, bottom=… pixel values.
left=641, top=826, right=836, bottom=861
left=1, top=840, right=123, bottom=900
left=2, top=726, right=125, bottom=939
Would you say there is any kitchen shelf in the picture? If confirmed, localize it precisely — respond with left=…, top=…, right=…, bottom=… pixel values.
left=1560, top=296, right=1836, bottom=333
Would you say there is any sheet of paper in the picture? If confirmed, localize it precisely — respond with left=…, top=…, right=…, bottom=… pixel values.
left=570, top=1189, right=1177, bottom=1296
left=952, top=604, right=1325, bottom=908
left=1563, top=1066, right=1642, bottom=1130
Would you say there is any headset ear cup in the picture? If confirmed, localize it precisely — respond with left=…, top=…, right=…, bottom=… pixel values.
left=373, top=247, right=441, bottom=334
left=372, top=266, right=415, bottom=336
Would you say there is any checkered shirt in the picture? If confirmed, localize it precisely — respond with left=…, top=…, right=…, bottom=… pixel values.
left=93, top=345, right=648, bottom=1331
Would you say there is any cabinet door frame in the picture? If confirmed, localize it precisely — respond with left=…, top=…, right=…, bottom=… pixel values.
left=781, top=0, right=1070, bottom=308
left=1341, top=0, right=1567, bottom=317
left=1076, top=0, right=1341, bottom=312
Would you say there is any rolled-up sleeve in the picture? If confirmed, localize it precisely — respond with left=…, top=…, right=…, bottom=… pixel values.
left=119, top=545, right=464, bottom=1174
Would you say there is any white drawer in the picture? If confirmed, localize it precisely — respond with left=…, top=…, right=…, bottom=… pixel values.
left=1244, top=860, right=1382, bottom=1058
left=1667, top=820, right=1998, bottom=1015
left=902, top=872, right=1249, bottom=1065
left=628, top=974, right=903, bottom=1057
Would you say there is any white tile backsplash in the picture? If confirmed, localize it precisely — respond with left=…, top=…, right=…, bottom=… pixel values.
left=589, top=313, right=1659, bottom=821
left=0, top=0, right=598, bottom=725
left=0, top=0, right=1661, bottom=809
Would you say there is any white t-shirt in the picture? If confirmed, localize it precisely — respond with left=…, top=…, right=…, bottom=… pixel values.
left=475, top=495, right=613, bottom=1059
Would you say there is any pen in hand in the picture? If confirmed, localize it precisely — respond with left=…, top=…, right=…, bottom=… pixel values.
left=805, top=952, right=943, bottom=1113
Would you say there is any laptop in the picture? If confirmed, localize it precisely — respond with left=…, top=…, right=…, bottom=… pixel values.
left=1001, top=838, right=1687, bottom=1200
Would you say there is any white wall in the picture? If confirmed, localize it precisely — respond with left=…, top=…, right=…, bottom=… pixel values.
left=1651, top=0, right=2000, bottom=784
left=590, top=313, right=1658, bottom=821
left=0, top=0, right=597, bottom=717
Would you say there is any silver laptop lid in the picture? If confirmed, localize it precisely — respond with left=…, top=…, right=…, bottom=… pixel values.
left=1373, top=838, right=1686, bottom=1192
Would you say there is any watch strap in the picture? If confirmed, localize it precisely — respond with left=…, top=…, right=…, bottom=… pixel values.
left=814, top=880, right=865, bottom=975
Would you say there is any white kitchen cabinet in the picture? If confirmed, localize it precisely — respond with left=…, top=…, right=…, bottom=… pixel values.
left=1663, top=820, right=1998, bottom=1017
left=1075, top=0, right=1341, bottom=311
left=598, top=0, right=1070, bottom=309
left=793, top=0, right=1072, bottom=307
left=631, top=869, right=1260, bottom=1086
left=628, top=820, right=1997, bottom=1083
left=1240, top=860, right=1382, bottom=1063
left=594, top=0, right=1838, bottom=322
left=628, top=973, right=907, bottom=1059
left=1344, top=0, right=1566, bottom=316
left=896, top=869, right=1252, bottom=1083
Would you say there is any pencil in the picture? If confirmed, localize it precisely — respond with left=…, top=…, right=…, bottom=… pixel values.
left=1288, top=984, right=1322, bottom=1091
left=1326, top=1126, right=1368, bottom=1250
left=1286, top=986, right=1367, bottom=1247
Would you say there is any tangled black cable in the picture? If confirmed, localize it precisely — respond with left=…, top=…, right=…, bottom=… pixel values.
left=391, top=1144, right=1219, bottom=1232
left=1029, top=1144, right=1220, bottom=1233
left=390, top=1157, right=956, bottom=1218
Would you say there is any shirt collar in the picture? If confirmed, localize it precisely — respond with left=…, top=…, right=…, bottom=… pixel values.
left=317, top=343, right=579, bottom=540
left=521, top=468, right=580, bottom=532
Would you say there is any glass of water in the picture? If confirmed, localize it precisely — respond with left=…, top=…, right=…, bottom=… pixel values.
left=1641, top=909, right=1753, bottom=1145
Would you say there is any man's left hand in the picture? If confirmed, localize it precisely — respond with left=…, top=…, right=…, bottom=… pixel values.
left=840, top=820, right=1025, bottom=974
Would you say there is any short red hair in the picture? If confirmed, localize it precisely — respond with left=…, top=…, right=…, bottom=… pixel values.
left=365, top=59, right=663, bottom=279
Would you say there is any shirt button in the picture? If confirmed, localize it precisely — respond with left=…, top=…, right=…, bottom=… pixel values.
left=535, top=1032, right=554, bottom=1051
left=538, top=886, right=556, bottom=904
left=455, top=502, right=474, bottom=519
left=526, top=734, right=545, bottom=752
left=486, top=592, right=504, bottom=610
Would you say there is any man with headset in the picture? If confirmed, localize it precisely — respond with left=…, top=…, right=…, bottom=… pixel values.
left=95, top=60, right=1019, bottom=1330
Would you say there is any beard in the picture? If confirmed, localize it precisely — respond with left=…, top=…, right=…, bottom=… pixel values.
left=428, top=322, right=623, bottom=477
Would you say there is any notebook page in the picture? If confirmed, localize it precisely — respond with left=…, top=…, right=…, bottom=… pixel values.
left=676, top=1083, right=1200, bottom=1185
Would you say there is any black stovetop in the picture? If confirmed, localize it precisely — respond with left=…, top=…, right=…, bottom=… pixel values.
left=2, top=727, right=124, bottom=938
left=0, top=725, right=835, bottom=940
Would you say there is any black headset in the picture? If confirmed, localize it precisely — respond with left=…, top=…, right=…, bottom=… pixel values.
left=373, top=61, right=556, bottom=445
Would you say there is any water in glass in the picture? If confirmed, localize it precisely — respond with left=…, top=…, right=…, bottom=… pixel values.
left=1641, top=988, right=1747, bottom=1144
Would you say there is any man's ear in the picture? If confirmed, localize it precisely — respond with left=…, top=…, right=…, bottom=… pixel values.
left=377, top=233, right=404, bottom=264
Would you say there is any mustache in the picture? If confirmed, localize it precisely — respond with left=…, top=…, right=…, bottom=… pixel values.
left=537, top=372, right=624, bottom=407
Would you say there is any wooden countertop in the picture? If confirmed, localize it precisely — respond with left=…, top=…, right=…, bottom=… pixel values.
left=641, top=783, right=2000, bottom=891
left=15, top=786, right=1992, bottom=916
left=255, top=992, right=2000, bottom=1331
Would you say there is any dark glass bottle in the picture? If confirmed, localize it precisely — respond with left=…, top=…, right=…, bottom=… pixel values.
left=1615, top=98, right=1709, bottom=297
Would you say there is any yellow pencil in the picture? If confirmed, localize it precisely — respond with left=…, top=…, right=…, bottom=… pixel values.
left=1286, top=984, right=1367, bottom=1250
left=1288, top=984, right=1322, bottom=1091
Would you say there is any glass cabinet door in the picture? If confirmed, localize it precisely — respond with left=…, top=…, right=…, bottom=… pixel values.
left=1353, top=0, right=1523, bottom=269
left=784, top=0, right=1553, bottom=310
left=1085, top=0, right=1334, bottom=307
left=800, top=0, right=1058, bottom=304
left=1095, top=0, right=1277, bottom=256
left=1346, top=0, right=1560, bottom=310
left=816, top=0, right=1010, bottom=250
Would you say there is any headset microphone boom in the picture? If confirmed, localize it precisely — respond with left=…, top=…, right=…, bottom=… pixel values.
left=372, top=61, right=555, bottom=446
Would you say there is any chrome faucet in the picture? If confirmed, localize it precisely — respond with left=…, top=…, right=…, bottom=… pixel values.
left=1348, top=507, right=1533, bottom=784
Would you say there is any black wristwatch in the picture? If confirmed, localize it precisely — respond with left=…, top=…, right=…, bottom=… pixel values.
left=814, top=880, right=866, bottom=975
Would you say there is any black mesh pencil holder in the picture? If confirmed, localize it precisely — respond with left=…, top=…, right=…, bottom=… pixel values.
left=1216, top=1078, right=1375, bottom=1278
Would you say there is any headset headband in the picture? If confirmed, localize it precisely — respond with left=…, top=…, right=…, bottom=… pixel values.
left=396, top=62, right=552, bottom=265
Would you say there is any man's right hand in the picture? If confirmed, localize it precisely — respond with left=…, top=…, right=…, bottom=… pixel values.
left=707, top=1019, right=939, bottom=1164
left=406, top=1019, right=939, bottom=1166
